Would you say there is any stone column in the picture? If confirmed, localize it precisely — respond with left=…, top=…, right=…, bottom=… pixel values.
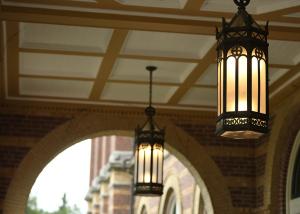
left=108, top=169, right=132, bottom=214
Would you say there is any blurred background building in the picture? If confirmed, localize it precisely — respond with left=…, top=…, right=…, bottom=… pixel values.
left=85, top=136, right=211, bottom=214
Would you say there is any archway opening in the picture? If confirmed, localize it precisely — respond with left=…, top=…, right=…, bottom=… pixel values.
left=26, top=139, right=91, bottom=213
left=3, top=114, right=233, bottom=214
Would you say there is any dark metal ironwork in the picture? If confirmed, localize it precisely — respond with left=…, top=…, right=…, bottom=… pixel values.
left=133, top=66, right=165, bottom=196
left=216, top=0, right=269, bottom=139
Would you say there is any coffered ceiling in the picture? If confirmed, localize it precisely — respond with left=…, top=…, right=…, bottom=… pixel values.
left=0, top=0, right=299, bottom=112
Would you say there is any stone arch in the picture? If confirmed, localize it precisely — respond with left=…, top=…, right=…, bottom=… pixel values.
left=136, top=198, right=150, bottom=214
left=265, top=96, right=300, bottom=213
left=3, top=113, right=233, bottom=214
left=286, top=130, right=300, bottom=213
left=158, top=174, right=182, bottom=214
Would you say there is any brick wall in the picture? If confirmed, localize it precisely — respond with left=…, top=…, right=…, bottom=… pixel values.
left=176, top=121, right=268, bottom=210
left=0, top=111, right=266, bottom=213
left=1, top=101, right=297, bottom=214
left=0, top=146, right=30, bottom=168
left=0, top=113, right=71, bottom=212
left=212, top=155, right=266, bottom=178
left=108, top=184, right=131, bottom=214
left=229, top=186, right=264, bottom=208
left=89, top=136, right=132, bottom=183
left=0, top=113, right=70, bottom=138
left=0, top=177, right=10, bottom=201
left=114, top=136, right=133, bottom=151
left=176, top=122, right=256, bottom=148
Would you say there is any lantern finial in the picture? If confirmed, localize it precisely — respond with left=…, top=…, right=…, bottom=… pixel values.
left=233, top=0, right=250, bottom=9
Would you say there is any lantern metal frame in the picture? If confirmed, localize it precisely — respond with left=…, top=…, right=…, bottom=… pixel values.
left=133, top=66, right=165, bottom=196
left=216, top=0, right=269, bottom=139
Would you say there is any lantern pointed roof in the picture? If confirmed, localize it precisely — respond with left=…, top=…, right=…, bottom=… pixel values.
left=228, top=8, right=265, bottom=31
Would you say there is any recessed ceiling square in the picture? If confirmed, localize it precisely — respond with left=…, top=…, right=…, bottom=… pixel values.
left=122, top=31, right=215, bottom=59
left=196, top=64, right=217, bottom=86
left=269, top=40, right=300, bottom=65
left=114, top=0, right=187, bottom=9
left=179, top=87, right=217, bottom=106
left=101, top=83, right=177, bottom=103
left=110, top=58, right=196, bottom=83
left=69, top=0, right=97, bottom=2
left=19, top=22, right=113, bottom=53
left=285, top=12, right=300, bottom=18
left=19, top=77, right=93, bottom=98
left=201, top=0, right=256, bottom=13
left=201, top=0, right=284, bottom=14
left=269, top=68, right=289, bottom=85
left=19, top=52, right=102, bottom=78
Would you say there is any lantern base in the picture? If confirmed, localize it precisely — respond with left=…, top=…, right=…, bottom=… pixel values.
left=134, top=183, right=163, bottom=196
left=216, top=113, right=268, bottom=139
left=220, top=130, right=264, bottom=139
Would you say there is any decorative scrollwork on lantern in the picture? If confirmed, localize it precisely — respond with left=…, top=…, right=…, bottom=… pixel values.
left=253, top=48, right=265, bottom=60
left=231, top=46, right=243, bottom=57
left=224, top=118, right=249, bottom=126
left=251, top=118, right=267, bottom=128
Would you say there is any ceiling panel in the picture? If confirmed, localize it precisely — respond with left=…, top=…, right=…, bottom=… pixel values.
left=19, top=77, right=93, bottom=98
left=2, top=0, right=299, bottom=110
left=285, top=12, right=300, bottom=18
left=200, top=0, right=295, bottom=14
left=269, top=40, right=300, bottom=65
left=101, top=83, right=177, bottom=103
left=69, top=0, right=97, bottom=2
left=114, top=0, right=187, bottom=9
left=269, top=68, right=289, bottom=85
left=201, top=0, right=256, bottom=13
left=19, top=52, right=102, bottom=78
left=179, top=87, right=217, bottom=106
left=196, top=64, right=217, bottom=86
left=110, top=58, right=196, bottom=83
left=122, top=30, right=215, bottom=59
left=19, top=23, right=113, bottom=53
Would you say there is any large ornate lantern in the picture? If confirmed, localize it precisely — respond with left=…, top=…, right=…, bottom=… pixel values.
left=134, top=66, right=164, bottom=196
left=216, top=0, right=269, bottom=139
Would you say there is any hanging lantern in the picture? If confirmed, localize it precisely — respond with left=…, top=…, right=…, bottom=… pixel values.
left=134, top=66, right=164, bottom=196
left=216, top=0, right=269, bottom=139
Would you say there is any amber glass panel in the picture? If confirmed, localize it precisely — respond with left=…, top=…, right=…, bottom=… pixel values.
left=252, top=57, right=258, bottom=112
left=226, top=56, right=236, bottom=112
left=260, top=60, right=266, bottom=114
left=217, top=62, right=221, bottom=116
left=134, top=150, right=138, bottom=183
left=144, top=144, right=151, bottom=183
left=220, top=59, right=224, bottom=114
left=157, top=146, right=163, bottom=183
left=152, top=144, right=163, bottom=183
left=238, top=56, right=247, bottom=111
left=137, top=145, right=144, bottom=182
left=137, top=144, right=151, bottom=183
left=152, top=145, right=158, bottom=183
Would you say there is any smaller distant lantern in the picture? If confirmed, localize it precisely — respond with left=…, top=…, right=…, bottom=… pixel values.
left=216, top=0, right=269, bottom=139
left=134, top=66, right=164, bottom=196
